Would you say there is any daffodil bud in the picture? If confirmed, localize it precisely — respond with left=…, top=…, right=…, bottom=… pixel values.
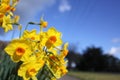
left=40, top=21, right=48, bottom=28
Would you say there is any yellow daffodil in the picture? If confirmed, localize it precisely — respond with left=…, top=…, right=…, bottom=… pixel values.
left=1, top=0, right=69, bottom=80
left=0, top=13, right=4, bottom=25
left=40, top=21, right=48, bottom=28
left=48, top=64, right=68, bottom=79
left=0, top=0, right=18, bottom=13
left=21, top=29, right=40, bottom=51
left=21, top=29, right=39, bottom=41
left=45, top=27, right=62, bottom=49
left=45, top=47, right=68, bottom=79
left=38, top=32, right=48, bottom=47
left=59, top=66, right=68, bottom=76
left=4, top=39, right=32, bottom=62
left=59, top=42, right=69, bottom=58
left=18, top=60, right=44, bottom=80
left=51, top=77, right=57, bottom=80
left=2, top=15, right=13, bottom=32
left=48, top=65, right=61, bottom=79
left=12, top=15, right=20, bottom=23
left=0, top=3, right=11, bottom=13
left=40, top=17, right=48, bottom=28
left=35, top=52, right=45, bottom=61
left=1, top=0, right=10, bottom=4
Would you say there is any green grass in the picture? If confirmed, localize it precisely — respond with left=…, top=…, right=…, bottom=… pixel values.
left=68, top=71, right=120, bottom=80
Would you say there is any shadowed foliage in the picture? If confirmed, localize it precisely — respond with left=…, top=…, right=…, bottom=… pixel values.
left=67, top=45, right=120, bottom=73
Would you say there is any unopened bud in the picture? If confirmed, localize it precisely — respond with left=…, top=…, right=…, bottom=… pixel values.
left=40, top=21, right=48, bottom=28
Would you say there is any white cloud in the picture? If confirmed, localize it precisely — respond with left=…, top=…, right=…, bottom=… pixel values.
left=59, top=0, right=71, bottom=13
left=112, top=38, right=120, bottom=43
left=109, top=47, right=120, bottom=55
left=15, top=0, right=56, bottom=23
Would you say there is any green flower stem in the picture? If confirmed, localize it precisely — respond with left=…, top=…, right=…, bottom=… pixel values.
left=40, top=26, right=43, bottom=33
left=13, top=23, right=22, bottom=38
left=25, top=23, right=29, bottom=30
left=53, top=45, right=62, bottom=51
left=47, top=51, right=60, bottom=62
left=19, top=25, right=22, bottom=38
left=19, top=29, right=21, bottom=38
left=25, top=22, right=40, bottom=30
left=39, top=65, right=46, bottom=80
left=45, top=64, right=57, bottom=79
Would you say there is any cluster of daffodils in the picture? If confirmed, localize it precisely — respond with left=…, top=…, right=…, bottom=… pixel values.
left=0, top=0, right=19, bottom=32
left=1, top=0, right=69, bottom=80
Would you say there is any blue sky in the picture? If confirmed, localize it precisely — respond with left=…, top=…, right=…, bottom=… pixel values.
left=0, top=0, right=120, bottom=58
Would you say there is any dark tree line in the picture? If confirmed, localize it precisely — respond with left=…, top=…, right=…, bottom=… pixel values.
left=67, top=46, right=120, bottom=73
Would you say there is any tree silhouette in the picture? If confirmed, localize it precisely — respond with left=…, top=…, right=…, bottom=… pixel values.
left=77, top=46, right=107, bottom=71
left=66, top=50, right=81, bottom=70
left=76, top=46, right=120, bottom=72
left=66, top=44, right=81, bottom=70
left=103, top=54, right=120, bottom=72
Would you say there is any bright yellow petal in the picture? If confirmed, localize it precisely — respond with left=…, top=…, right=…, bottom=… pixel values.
left=4, top=39, right=32, bottom=62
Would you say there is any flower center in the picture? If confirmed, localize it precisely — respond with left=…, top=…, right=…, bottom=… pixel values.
left=5, top=5, right=11, bottom=11
left=50, top=55, right=56, bottom=60
left=15, top=47, right=25, bottom=56
left=63, top=50, right=68, bottom=56
left=48, top=36, right=57, bottom=44
left=0, top=14, right=4, bottom=18
left=30, top=37, right=35, bottom=40
left=41, top=21, right=48, bottom=28
left=27, top=67, right=37, bottom=77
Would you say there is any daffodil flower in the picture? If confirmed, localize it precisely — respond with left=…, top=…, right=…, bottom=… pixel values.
left=45, top=27, right=62, bottom=49
left=4, top=39, right=32, bottom=62
left=18, top=60, right=44, bottom=80
left=2, top=15, right=13, bottom=32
